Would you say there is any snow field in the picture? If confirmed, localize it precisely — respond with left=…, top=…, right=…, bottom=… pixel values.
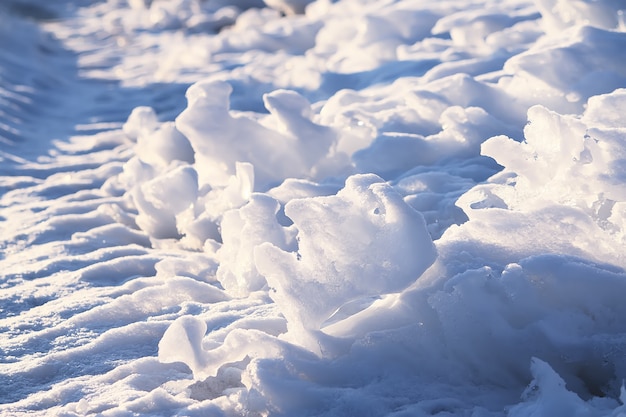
left=1, top=0, right=626, bottom=416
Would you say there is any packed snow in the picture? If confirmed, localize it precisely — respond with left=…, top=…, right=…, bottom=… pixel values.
left=1, top=0, right=626, bottom=416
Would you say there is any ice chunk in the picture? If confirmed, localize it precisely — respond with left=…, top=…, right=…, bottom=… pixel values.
left=160, top=316, right=285, bottom=381
left=456, top=90, right=626, bottom=265
left=508, top=358, right=594, bottom=417
left=175, top=162, right=255, bottom=249
left=217, top=194, right=295, bottom=297
left=584, top=88, right=626, bottom=128
left=135, top=122, right=194, bottom=169
left=255, top=174, right=436, bottom=353
left=262, top=89, right=334, bottom=169
left=176, top=80, right=337, bottom=190
left=267, top=178, right=341, bottom=204
left=158, top=316, right=210, bottom=379
left=123, top=106, right=159, bottom=142
left=133, top=164, right=198, bottom=239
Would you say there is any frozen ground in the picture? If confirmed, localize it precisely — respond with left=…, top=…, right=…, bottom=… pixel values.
left=1, top=0, right=626, bottom=415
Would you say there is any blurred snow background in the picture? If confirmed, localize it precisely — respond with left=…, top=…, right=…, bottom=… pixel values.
left=1, top=0, right=626, bottom=416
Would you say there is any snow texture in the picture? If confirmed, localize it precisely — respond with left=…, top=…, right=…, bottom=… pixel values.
left=1, top=0, right=626, bottom=416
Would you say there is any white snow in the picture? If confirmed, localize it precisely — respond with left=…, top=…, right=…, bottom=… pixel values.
left=1, top=0, right=626, bottom=416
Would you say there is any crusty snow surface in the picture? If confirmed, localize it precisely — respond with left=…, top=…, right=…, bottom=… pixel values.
left=2, top=0, right=626, bottom=416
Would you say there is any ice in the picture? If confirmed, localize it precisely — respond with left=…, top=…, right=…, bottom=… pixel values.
left=158, top=315, right=211, bottom=379
left=508, top=358, right=597, bottom=417
left=255, top=174, right=436, bottom=353
left=175, top=80, right=337, bottom=190
left=132, top=164, right=198, bottom=239
left=135, top=122, right=195, bottom=168
left=457, top=89, right=626, bottom=265
left=2, top=0, right=626, bottom=416
left=506, top=357, right=626, bottom=417
left=217, top=193, right=295, bottom=297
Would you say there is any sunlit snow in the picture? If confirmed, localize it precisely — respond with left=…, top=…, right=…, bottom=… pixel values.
left=1, top=0, right=626, bottom=416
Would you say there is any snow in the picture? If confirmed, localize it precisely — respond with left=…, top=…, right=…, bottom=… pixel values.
left=1, top=0, right=626, bottom=416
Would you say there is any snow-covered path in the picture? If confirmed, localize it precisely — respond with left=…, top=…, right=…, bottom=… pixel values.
left=0, top=1, right=172, bottom=407
left=2, top=1, right=626, bottom=416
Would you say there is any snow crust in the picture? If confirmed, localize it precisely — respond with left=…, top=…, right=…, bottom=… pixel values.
left=2, top=0, right=626, bottom=416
